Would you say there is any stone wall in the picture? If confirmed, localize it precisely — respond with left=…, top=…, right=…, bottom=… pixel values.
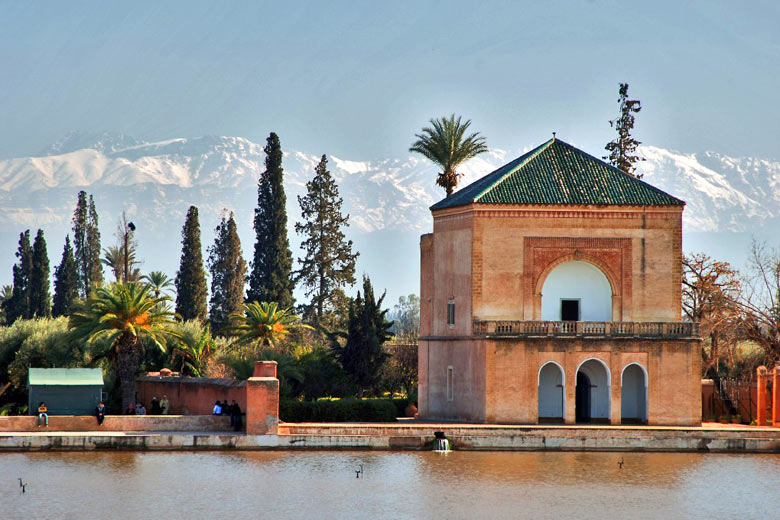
left=135, top=376, right=246, bottom=415
left=0, top=414, right=232, bottom=432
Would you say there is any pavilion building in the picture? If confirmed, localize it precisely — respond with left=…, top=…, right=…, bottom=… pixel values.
left=418, top=137, right=701, bottom=425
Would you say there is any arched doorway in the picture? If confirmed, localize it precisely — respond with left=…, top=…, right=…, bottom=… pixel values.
left=538, top=362, right=564, bottom=423
left=575, top=359, right=610, bottom=423
left=541, top=261, right=612, bottom=321
left=621, top=363, right=648, bottom=424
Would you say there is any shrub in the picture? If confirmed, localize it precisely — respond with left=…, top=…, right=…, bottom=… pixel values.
left=280, top=398, right=397, bottom=422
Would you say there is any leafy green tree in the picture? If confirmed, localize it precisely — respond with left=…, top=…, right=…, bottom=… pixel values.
left=331, top=275, right=393, bottom=397
left=5, top=230, right=33, bottom=323
left=247, top=132, right=295, bottom=309
left=410, top=114, right=489, bottom=196
left=53, top=235, right=79, bottom=317
left=87, top=195, right=103, bottom=287
left=228, top=301, right=311, bottom=352
left=295, top=155, right=359, bottom=328
left=142, top=271, right=173, bottom=298
left=69, top=282, right=179, bottom=409
left=175, top=206, right=208, bottom=321
left=208, top=212, right=247, bottom=335
left=392, top=294, right=420, bottom=341
left=30, top=229, right=51, bottom=318
left=0, top=285, right=12, bottom=324
left=604, top=82, right=645, bottom=178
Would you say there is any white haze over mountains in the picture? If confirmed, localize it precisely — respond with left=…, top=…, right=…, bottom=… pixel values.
left=0, top=131, right=777, bottom=302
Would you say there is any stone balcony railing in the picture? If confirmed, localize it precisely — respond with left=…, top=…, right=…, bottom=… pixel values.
left=472, top=320, right=699, bottom=338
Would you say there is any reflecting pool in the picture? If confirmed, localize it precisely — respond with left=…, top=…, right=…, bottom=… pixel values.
left=2, top=451, right=779, bottom=519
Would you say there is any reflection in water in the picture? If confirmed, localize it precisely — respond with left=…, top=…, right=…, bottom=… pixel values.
left=2, top=451, right=779, bottom=519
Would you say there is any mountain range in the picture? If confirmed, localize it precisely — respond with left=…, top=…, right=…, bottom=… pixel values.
left=1, top=131, right=777, bottom=303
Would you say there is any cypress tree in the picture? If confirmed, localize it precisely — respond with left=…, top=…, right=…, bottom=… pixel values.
left=604, top=82, right=645, bottom=178
left=175, top=206, right=208, bottom=321
left=72, top=191, right=103, bottom=296
left=208, top=212, right=247, bottom=334
left=247, top=132, right=294, bottom=308
left=5, top=230, right=33, bottom=322
left=72, top=191, right=89, bottom=297
left=295, top=154, right=359, bottom=327
left=332, top=275, right=393, bottom=397
left=30, top=229, right=51, bottom=318
left=87, top=195, right=103, bottom=287
left=53, top=235, right=79, bottom=317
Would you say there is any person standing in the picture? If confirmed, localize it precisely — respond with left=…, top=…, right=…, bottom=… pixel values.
left=37, top=402, right=49, bottom=427
left=229, top=400, right=242, bottom=431
left=150, top=396, right=161, bottom=415
left=95, top=402, right=107, bottom=426
left=160, top=395, right=170, bottom=415
left=221, top=400, right=230, bottom=416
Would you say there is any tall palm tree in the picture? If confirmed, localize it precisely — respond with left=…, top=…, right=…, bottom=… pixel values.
left=142, top=271, right=174, bottom=298
left=410, top=114, right=489, bottom=196
left=102, top=245, right=141, bottom=282
left=228, top=301, right=312, bottom=352
left=69, top=282, right=180, bottom=409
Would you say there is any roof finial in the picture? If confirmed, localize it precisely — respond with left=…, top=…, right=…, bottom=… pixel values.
left=552, top=132, right=556, bottom=140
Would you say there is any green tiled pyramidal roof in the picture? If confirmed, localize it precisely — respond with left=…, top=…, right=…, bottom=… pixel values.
left=430, top=137, right=684, bottom=211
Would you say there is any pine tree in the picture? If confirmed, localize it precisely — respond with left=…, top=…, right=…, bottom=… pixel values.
left=4, top=230, right=33, bottom=323
left=332, top=275, right=393, bottom=397
left=72, top=191, right=103, bottom=297
left=175, top=206, right=208, bottom=321
left=247, top=132, right=294, bottom=308
left=87, top=195, right=103, bottom=287
left=295, top=154, right=358, bottom=327
left=29, top=229, right=51, bottom=318
left=604, top=82, right=645, bottom=178
left=208, top=212, right=247, bottom=334
left=53, top=235, right=79, bottom=317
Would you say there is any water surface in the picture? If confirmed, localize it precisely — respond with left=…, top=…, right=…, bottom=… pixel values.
left=2, top=451, right=778, bottom=519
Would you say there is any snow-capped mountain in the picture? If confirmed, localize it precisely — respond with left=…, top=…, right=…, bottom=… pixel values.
left=0, top=134, right=777, bottom=300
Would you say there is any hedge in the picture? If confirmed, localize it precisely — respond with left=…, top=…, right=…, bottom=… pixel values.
left=280, top=398, right=399, bottom=422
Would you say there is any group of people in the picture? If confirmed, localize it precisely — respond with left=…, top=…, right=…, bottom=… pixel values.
left=213, top=399, right=243, bottom=431
left=125, top=395, right=170, bottom=416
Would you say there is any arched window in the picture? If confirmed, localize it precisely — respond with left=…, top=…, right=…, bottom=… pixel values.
left=541, top=261, right=612, bottom=321
left=575, top=358, right=611, bottom=423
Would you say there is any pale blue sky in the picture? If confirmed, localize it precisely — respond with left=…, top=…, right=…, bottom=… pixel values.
left=1, top=1, right=779, bottom=159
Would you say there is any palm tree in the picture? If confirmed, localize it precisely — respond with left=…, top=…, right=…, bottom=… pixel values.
left=69, top=282, right=179, bottom=409
left=228, top=301, right=312, bottom=352
left=410, top=114, right=489, bottom=196
left=102, top=245, right=141, bottom=282
left=171, top=319, right=214, bottom=377
left=142, top=271, right=174, bottom=298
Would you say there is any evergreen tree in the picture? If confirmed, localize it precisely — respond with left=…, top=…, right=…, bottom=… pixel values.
left=331, top=275, right=393, bottom=397
left=72, top=191, right=102, bottom=297
left=175, top=206, right=208, bottom=321
left=295, top=155, right=358, bottom=327
left=604, top=82, right=645, bottom=178
left=30, top=229, right=51, bottom=318
left=208, top=212, right=247, bottom=334
left=247, top=132, right=294, bottom=308
left=72, top=191, right=89, bottom=297
left=5, top=230, right=33, bottom=322
left=53, top=235, right=79, bottom=317
left=87, top=195, right=103, bottom=287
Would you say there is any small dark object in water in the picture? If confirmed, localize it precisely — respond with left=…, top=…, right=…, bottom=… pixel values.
left=355, top=464, right=363, bottom=478
left=618, top=456, right=624, bottom=469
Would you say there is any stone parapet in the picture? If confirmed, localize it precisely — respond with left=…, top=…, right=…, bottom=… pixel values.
left=0, top=415, right=232, bottom=432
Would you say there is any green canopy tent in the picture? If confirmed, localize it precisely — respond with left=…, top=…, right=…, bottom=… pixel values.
left=27, top=368, right=104, bottom=415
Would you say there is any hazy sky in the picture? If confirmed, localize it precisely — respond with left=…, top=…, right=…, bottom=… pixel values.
left=1, top=1, right=779, bottom=160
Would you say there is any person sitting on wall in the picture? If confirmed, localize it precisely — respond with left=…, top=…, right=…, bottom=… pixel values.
left=221, top=399, right=230, bottom=416
left=37, top=402, right=48, bottom=427
left=212, top=401, right=222, bottom=415
left=136, top=402, right=147, bottom=415
left=125, top=403, right=135, bottom=415
left=229, top=400, right=242, bottom=431
left=95, top=402, right=107, bottom=426
left=160, top=395, right=170, bottom=415
left=150, top=396, right=161, bottom=415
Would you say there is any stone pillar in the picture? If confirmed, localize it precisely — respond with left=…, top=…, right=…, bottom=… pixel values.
left=246, top=361, right=279, bottom=435
left=756, top=366, right=767, bottom=427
